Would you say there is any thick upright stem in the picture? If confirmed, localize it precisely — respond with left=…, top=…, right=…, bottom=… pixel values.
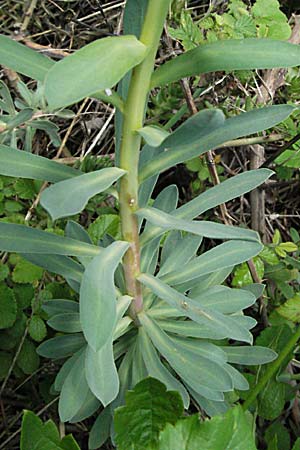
left=118, top=0, right=171, bottom=320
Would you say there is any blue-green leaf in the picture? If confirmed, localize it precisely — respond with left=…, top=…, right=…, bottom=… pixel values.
left=0, top=145, right=80, bottom=182
left=138, top=207, right=259, bottom=245
left=89, top=408, right=112, bottom=450
left=41, top=168, right=126, bottom=220
left=139, top=169, right=273, bottom=245
left=151, top=38, right=300, bottom=87
left=177, top=169, right=273, bottom=220
left=80, top=241, right=129, bottom=352
left=123, top=0, right=148, bottom=38
left=139, top=314, right=233, bottom=392
left=0, top=34, right=54, bottom=81
left=47, top=313, right=81, bottom=333
left=45, top=36, right=147, bottom=109
left=139, top=274, right=253, bottom=343
left=0, top=224, right=100, bottom=257
left=23, top=253, right=83, bottom=282
left=138, top=327, right=190, bottom=408
left=139, top=106, right=295, bottom=182
left=137, top=125, right=169, bottom=147
left=42, top=299, right=79, bottom=317
left=37, top=334, right=86, bottom=359
left=191, top=285, right=256, bottom=314
left=161, top=240, right=263, bottom=286
left=59, top=349, right=89, bottom=422
left=221, top=345, right=277, bottom=365
left=85, top=340, right=119, bottom=406
left=159, top=232, right=202, bottom=277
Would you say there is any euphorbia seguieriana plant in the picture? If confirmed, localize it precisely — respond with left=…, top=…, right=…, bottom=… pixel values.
left=1, top=0, right=300, bottom=447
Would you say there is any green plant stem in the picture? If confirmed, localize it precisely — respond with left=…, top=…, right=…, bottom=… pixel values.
left=243, top=324, right=300, bottom=410
left=118, top=0, right=171, bottom=320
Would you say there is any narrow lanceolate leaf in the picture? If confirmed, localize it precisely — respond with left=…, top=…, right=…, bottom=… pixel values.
left=0, top=223, right=100, bottom=257
left=191, top=285, right=256, bottom=314
left=224, top=363, right=249, bottom=391
left=171, top=336, right=228, bottom=366
left=139, top=109, right=225, bottom=183
left=0, top=34, right=54, bottom=81
left=85, top=341, right=119, bottom=406
left=0, top=145, right=80, bottom=182
left=42, top=299, right=79, bottom=317
left=138, top=145, right=160, bottom=209
left=123, top=0, right=148, bottom=37
left=59, top=349, right=90, bottom=422
left=41, top=168, right=126, bottom=220
left=139, top=105, right=295, bottom=182
left=165, top=109, right=225, bottom=148
left=161, top=240, right=263, bottom=286
left=151, top=38, right=300, bottom=87
left=139, top=274, right=252, bottom=343
left=156, top=319, right=228, bottom=340
left=138, top=207, right=259, bottom=246
left=23, top=253, right=83, bottom=282
left=159, top=232, right=202, bottom=277
left=37, top=334, right=86, bottom=359
left=137, top=126, right=169, bottom=147
left=47, top=313, right=81, bottom=333
left=45, top=36, right=147, bottom=109
left=139, top=169, right=273, bottom=246
left=80, top=241, right=129, bottom=352
left=138, top=328, right=190, bottom=408
left=177, top=169, right=273, bottom=220
left=69, top=390, right=100, bottom=423
left=221, top=346, right=277, bottom=365
left=139, top=313, right=233, bottom=393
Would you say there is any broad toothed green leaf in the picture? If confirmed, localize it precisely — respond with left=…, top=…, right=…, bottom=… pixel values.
left=114, top=377, right=183, bottom=450
left=158, top=405, right=257, bottom=450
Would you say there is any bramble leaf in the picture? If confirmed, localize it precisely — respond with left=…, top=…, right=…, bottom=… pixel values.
left=115, top=377, right=183, bottom=450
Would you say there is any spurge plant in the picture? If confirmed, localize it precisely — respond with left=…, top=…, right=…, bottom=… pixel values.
left=1, top=0, right=300, bottom=447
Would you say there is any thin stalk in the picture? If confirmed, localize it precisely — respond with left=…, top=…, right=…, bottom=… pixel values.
left=118, top=0, right=171, bottom=320
left=243, top=325, right=300, bottom=410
